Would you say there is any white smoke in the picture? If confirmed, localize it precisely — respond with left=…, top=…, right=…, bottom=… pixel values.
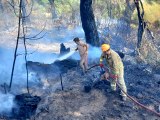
left=88, top=45, right=101, bottom=59
left=0, top=92, right=15, bottom=114
left=0, top=26, right=86, bottom=85
left=56, top=51, right=75, bottom=61
left=27, top=50, right=58, bottom=64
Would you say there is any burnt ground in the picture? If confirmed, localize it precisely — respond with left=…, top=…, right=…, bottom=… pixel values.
left=1, top=57, right=160, bottom=120
left=23, top=56, right=160, bottom=120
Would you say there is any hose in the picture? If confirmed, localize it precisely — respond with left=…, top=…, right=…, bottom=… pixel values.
left=116, top=82, right=160, bottom=117
left=88, top=64, right=160, bottom=117
left=87, top=64, right=100, bottom=71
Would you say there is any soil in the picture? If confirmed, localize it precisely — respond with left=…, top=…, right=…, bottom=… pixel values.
left=0, top=26, right=160, bottom=120
left=23, top=57, right=160, bottom=120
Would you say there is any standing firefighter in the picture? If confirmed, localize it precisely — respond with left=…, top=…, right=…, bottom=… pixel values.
left=73, top=37, right=88, bottom=74
left=99, top=44, right=127, bottom=101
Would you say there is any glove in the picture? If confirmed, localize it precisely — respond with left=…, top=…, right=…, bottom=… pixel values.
left=109, top=74, right=118, bottom=79
left=99, top=64, right=104, bottom=68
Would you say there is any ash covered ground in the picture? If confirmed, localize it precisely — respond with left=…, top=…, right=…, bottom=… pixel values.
left=26, top=55, right=160, bottom=120
left=0, top=26, right=160, bottom=120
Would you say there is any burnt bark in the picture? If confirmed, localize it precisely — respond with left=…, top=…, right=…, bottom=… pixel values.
left=80, top=0, right=99, bottom=46
left=134, top=0, right=146, bottom=49
left=10, top=0, right=30, bottom=93
left=10, top=0, right=22, bottom=90
left=48, top=0, right=57, bottom=19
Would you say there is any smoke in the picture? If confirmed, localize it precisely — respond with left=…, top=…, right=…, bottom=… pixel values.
left=0, top=47, right=29, bottom=86
left=0, top=47, right=16, bottom=85
left=88, top=45, right=101, bottom=59
left=27, top=50, right=58, bottom=64
left=0, top=92, right=15, bottom=114
left=69, top=45, right=102, bottom=62
left=0, top=26, right=85, bottom=90
left=0, top=46, right=58, bottom=81
left=56, top=51, right=75, bottom=61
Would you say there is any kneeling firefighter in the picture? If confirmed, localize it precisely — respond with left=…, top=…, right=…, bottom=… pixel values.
left=100, top=44, right=127, bottom=101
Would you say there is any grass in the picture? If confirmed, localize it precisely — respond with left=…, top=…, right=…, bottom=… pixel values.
left=132, top=1, right=160, bottom=29
left=143, top=1, right=160, bottom=24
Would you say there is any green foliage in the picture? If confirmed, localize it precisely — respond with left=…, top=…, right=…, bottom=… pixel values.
left=93, top=0, right=126, bottom=19
left=34, top=1, right=48, bottom=13
left=143, top=1, right=160, bottom=24
left=39, top=0, right=49, bottom=5
left=146, top=0, right=160, bottom=4
left=132, top=0, right=160, bottom=28
left=55, top=0, right=80, bottom=16
left=32, top=0, right=160, bottom=28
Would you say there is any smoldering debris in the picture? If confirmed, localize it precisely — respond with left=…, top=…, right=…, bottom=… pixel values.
left=12, top=93, right=41, bottom=119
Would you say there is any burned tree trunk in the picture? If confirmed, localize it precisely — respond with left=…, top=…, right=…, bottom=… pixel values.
left=48, top=0, right=57, bottom=19
left=9, top=0, right=30, bottom=93
left=134, top=0, right=146, bottom=49
left=80, top=0, right=99, bottom=47
left=9, top=0, right=22, bottom=90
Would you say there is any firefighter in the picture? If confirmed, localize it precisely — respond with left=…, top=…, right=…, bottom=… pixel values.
left=73, top=37, right=88, bottom=74
left=100, top=44, right=127, bottom=101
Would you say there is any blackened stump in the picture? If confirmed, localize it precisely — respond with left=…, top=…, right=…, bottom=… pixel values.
left=54, top=59, right=79, bottom=73
left=12, top=93, right=41, bottom=119
left=60, top=43, right=70, bottom=56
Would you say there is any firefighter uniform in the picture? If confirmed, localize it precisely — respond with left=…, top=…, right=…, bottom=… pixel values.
left=100, top=46, right=127, bottom=100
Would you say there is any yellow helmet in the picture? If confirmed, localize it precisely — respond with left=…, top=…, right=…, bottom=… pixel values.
left=101, top=44, right=110, bottom=52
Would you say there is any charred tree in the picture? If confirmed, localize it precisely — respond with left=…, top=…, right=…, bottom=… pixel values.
left=48, top=0, right=57, bottom=19
left=80, top=0, right=99, bottom=46
left=134, top=0, right=146, bottom=49
left=9, top=0, right=32, bottom=93
left=9, top=0, right=22, bottom=90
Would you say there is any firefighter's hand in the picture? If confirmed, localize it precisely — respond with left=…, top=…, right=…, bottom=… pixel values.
left=99, top=64, right=104, bottom=68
